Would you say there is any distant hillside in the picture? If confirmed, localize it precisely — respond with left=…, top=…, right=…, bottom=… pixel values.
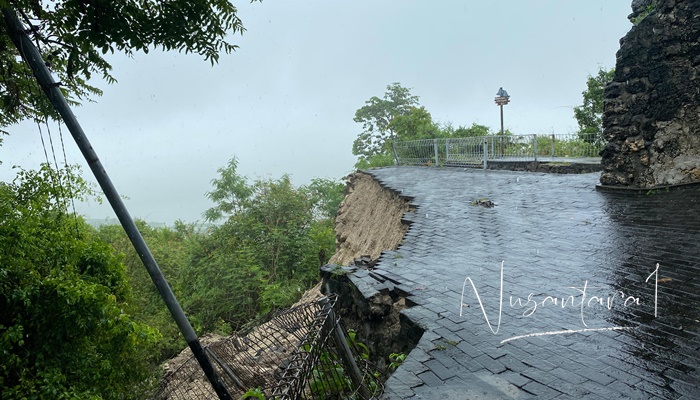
left=84, top=218, right=168, bottom=229
left=84, top=218, right=219, bottom=231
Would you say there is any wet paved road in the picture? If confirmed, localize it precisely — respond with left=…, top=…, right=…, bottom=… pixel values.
left=360, top=167, right=699, bottom=399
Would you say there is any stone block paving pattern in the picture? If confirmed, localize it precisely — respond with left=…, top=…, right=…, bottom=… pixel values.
left=355, top=166, right=699, bottom=399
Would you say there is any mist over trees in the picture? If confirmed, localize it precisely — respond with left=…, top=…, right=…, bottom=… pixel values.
left=1, top=2, right=346, bottom=396
left=103, top=157, right=343, bottom=348
left=0, top=155, right=344, bottom=398
left=2, top=2, right=618, bottom=395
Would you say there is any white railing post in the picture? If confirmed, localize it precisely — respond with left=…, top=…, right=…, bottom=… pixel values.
left=445, top=138, right=450, bottom=163
left=433, top=139, right=439, bottom=167
left=483, top=139, right=488, bottom=170
left=391, top=141, right=400, bottom=165
left=533, top=134, right=538, bottom=162
left=551, top=134, right=555, bottom=158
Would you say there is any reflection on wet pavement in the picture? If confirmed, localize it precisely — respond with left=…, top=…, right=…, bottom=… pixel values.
left=365, top=167, right=699, bottom=399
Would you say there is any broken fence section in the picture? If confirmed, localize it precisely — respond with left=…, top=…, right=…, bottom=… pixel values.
left=154, top=294, right=384, bottom=400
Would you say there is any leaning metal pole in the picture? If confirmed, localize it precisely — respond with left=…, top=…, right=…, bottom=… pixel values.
left=2, top=9, right=232, bottom=400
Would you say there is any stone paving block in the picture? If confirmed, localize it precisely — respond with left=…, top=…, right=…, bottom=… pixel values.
left=599, top=365, right=642, bottom=387
left=547, top=380, right=592, bottom=397
left=497, top=344, right=532, bottom=362
left=435, top=317, right=463, bottom=333
left=481, top=344, right=508, bottom=360
left=399, top=307, right=440, bottom=330
left=455, top=340, right=484, bottom=359
left=573, top=364, right=616, bottom=386
left=548, top=366, right=589, bottom=385
left=400, top=358, right=429, bottom=376
left=520, top=380, right=562, bottom=399
left=416, top=370, right=444, bottom=387
left=390, top=368, right=425, bottom=388
left=421, top=300, right=447, bottom=314
left=458, top=355, right=488, bottom=374
left=473, top=353, right=507, bottom=374
left=428, top=346, right=461, bottom=369
left=381, top=382, right=416, bottom=399
left=498, top=355, right=529, bottom=374
left=605, top=381, right=651, bottom=399
left=431, top=327, right=463, bottom=345
left=406, top=347, right=431, bottom=363
left=632, top=379, right=674, bottom=399
left=423, top=359, right=456, bottom=381
left=500, top=371, right=530, bottom=388
left=520, top=369, right=558, bottom=386
left=521, top=356, right=557, bottom=372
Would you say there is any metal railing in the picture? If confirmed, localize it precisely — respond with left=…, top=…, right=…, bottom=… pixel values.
left=391, top=133, right=604, bottom=169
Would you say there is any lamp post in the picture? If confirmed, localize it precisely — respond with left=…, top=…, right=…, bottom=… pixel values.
left=494, top=87, right=510, bottom=136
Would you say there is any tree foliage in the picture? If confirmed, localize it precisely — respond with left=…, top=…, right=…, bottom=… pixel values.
left=0, top=0, right=257, bottom=131
left=442, top=122, right=493, bottom=138
left=0, top=165, right=159, bottom=399
left=97, top=219, right=197, bottom=361
left=573, top=67, right=614, bottom=143
left=101, top=158, right=345, bottom=338
left=352, top=82, right=419, bottom=160
left=184, top=162, right=343, bottom=331
left=203, top=156, right=252, bottom=222
left=304, top=177, right=346, bottom=221
left=351, top=83, right=509, bottom=169
left=388, top=106, right=439, bottom=141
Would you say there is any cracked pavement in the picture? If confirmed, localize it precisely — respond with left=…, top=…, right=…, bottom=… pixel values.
left=354, top=166, right=700, bottom=399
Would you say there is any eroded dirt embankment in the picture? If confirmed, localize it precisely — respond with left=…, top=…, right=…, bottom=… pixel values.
left=330, top=171, right=410, bottom=266
left=322, top=171, right=422, bottom=370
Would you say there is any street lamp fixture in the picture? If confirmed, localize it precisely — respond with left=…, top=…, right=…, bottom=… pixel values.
left=494, top=87, right=510, bottom=136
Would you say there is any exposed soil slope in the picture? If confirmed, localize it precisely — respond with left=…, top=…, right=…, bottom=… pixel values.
left=330, top=171, right=410, bottom=266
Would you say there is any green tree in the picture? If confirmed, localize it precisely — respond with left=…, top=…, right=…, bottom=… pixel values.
left=0, top=1, right=257, bottom=132
left=388, top=106, right=439, bottom=141
left=98, top=219, right=198, bottom=361
left=352, top=82, right=420, bottom=161
left=181, top=230, right=266, bottom=332
left=303, top=177, right=346, bottom=220
left=203, top=156, right=253, bottom=222
left=573, top=67, right=614, bottom=143
left=241, top=175, right=314, bottom=282
left=443, top=122, right=494, bottom=138
left=0, top=165, right=159, bottom=399
left=182, top=160, right=340, bottom=331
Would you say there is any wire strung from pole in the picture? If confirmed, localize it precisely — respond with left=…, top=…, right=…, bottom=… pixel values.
left=34, top=120, right=52, bottom=168
left=33, top=119, right=66, bottom=211
left=18, top=9, right=75, bottom=218
left=17, top=16, right=51, bottom=171
left=58, top=122, right=81, bottom=236
left=22, top=35, right=64, bottom=212
left=44, top=117, right=62, bottom=175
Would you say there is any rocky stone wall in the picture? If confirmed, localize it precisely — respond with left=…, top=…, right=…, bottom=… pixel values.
left=320, top=263, right=423, bottom=370
left=600, top=0, right=700, bottom=187
left=487, top=160, right=602, bottom=174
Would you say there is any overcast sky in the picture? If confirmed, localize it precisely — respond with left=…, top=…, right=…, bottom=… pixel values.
left=0, top=0, right=633, bottom=225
